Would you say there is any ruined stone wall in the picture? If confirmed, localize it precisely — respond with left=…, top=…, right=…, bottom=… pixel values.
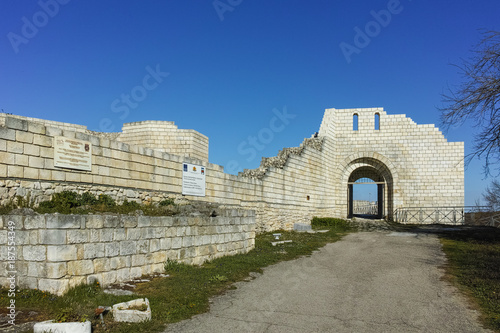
left=0, top=113, right=87, bottom=133
left=0, top=107, right=464, bottom=228
left=0, top=113, right=208, bottom=162
left=238, top=138, right=336, bottom=230
left=0, top=107, right=466, bottom=296
left=0, top=209, right=255, bottom=295
left=318, top=108, right=464, bottom=218
left=116, top=120, right=209, bottom=161
left=0, top=115, right=329, bottom=232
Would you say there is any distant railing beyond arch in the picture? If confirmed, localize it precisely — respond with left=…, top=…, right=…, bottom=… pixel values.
left=393, top=206, right=494, bottom=225
left=354, top=202, right=378, bottom=215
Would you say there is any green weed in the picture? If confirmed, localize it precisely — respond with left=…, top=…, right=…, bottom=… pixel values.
left=311, top=216, right=354, bottom=230
left=164, top=258, right=191, bottom=273
left=208, top=274, right=228, bottom=283
left=0, top=191, right=179, bottom=216
left=159, top=198, right=175, bottom=206
left=0, top=222, right=353, bottom=332
left=439, top=227, right=500, bottom=332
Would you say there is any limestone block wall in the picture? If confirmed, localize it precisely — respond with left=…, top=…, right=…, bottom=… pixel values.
left=239, top=140, right=337, bottom=231
left=116, top=121, right=209, bottom=161
left=0, top=115, right=219, bottom=204
left=0, top=107, right=464, bottom=229
left=319, top=108, right=464, bottom=218
left=0, top=209, right=255, bottom=295
left=0, top=113, right=87, bottom=133
left=0, top=113, right=208, bottom=162
left=0, top=114, right=330, bottom=231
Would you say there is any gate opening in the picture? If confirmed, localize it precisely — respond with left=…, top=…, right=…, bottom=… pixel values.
left=353, top=178, right=378, bottom=217
left=347, top=168, right=386, bottom=220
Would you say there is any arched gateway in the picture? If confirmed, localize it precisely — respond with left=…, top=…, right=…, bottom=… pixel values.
left=342, top=154, right=396, bottom=220
left=240, top=107, right=464, bottom=227
left=307, top=107, right=464, bottom=221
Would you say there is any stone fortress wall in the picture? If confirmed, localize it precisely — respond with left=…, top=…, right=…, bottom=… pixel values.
left=0, top=113, right=87, bottom=133
left=0, top=113, right=329, bottom=232
left=318, top=108, right=464, bottom=217
left=1, top=209, right=255, bottom=295
left=0, top=107, right=464, bottom=294
left=0, top=107, right=464, bottom=230
left=116, top=120, right=209, bottom=161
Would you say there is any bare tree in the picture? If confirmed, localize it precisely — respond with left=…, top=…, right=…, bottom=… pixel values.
left=483, top=179, right=500, bottom=211
left=440, top=30, right=500, bottom=175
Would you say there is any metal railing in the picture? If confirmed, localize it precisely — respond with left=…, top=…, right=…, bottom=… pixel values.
left=353, top=203, right=378, bottom=215
left=393, top=206, right=492, bottom=225
left=467, top=211, right=500, bottom=227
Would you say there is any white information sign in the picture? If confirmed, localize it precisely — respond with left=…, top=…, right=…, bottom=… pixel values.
left=54, top=136, right=92, bottom=171
left=182, top=163, right=206, bottom=196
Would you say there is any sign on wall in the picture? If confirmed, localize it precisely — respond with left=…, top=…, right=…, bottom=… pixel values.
left=54, top=136, right=92, bottom=171
left=182, top=163, right=206, bottom=196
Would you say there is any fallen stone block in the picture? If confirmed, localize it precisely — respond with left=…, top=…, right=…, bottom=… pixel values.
left=33, top=320, right=91, bottom=333
left=293, top=223, right=312, bottom=231
left=112, top=298, right=151, bottom=322
left=271, top=240, right=293, bottom=246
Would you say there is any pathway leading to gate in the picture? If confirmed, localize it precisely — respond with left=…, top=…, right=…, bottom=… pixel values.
left=164, top=231, right=491, bottom=333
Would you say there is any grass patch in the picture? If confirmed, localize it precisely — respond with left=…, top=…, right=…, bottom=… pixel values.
left=0, top=222, right=353, bottom=332
left=0, top=191, right=179, bottom=216
left=438, top=227, right=500, bottom=332
left=311, top=216, right=352, bottom=229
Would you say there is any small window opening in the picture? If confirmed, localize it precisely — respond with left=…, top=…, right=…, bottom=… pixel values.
left=375, top=113, right=380, bottom=130
left=306, top=195, right=310, bottom=201
left=353, top=114, right=358, bottom=131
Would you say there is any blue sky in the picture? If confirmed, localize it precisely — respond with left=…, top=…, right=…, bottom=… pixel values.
left=1, top=0, right=499, bottom=205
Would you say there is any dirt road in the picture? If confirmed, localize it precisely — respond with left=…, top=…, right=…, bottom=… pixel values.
left=165, top=231, right=490, bottom=332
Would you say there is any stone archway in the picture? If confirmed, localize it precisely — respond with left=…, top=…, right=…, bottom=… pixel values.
left=348, top=167, right=385, bottom=218
left=340, top=153, right=397, bottom=220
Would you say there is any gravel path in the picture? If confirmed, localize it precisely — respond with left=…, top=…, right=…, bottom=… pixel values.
left=165, top=231, right=491, bottom=333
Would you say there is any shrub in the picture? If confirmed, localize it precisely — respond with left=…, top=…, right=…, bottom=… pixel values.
left=159, top=198, right=175, bottom=206
left=11, top=191, right=182, bottom=216
left=37, top=191, right=82, bottom=214
left=121, top=199, right=141, bottom=210
left=80, top=192, right=98, bottom=206
left=97, top=194, right=116, bottom=207
left=311, top=217, right=352, bottom=230
left=0, top=200, right=17, bottom=215
left=164, top=259, right=190, bottom=273
left=36, top=191, right=112, bottom=214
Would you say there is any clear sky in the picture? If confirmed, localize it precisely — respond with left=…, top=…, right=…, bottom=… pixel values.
left=1, top=0, right=499, bottom=205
